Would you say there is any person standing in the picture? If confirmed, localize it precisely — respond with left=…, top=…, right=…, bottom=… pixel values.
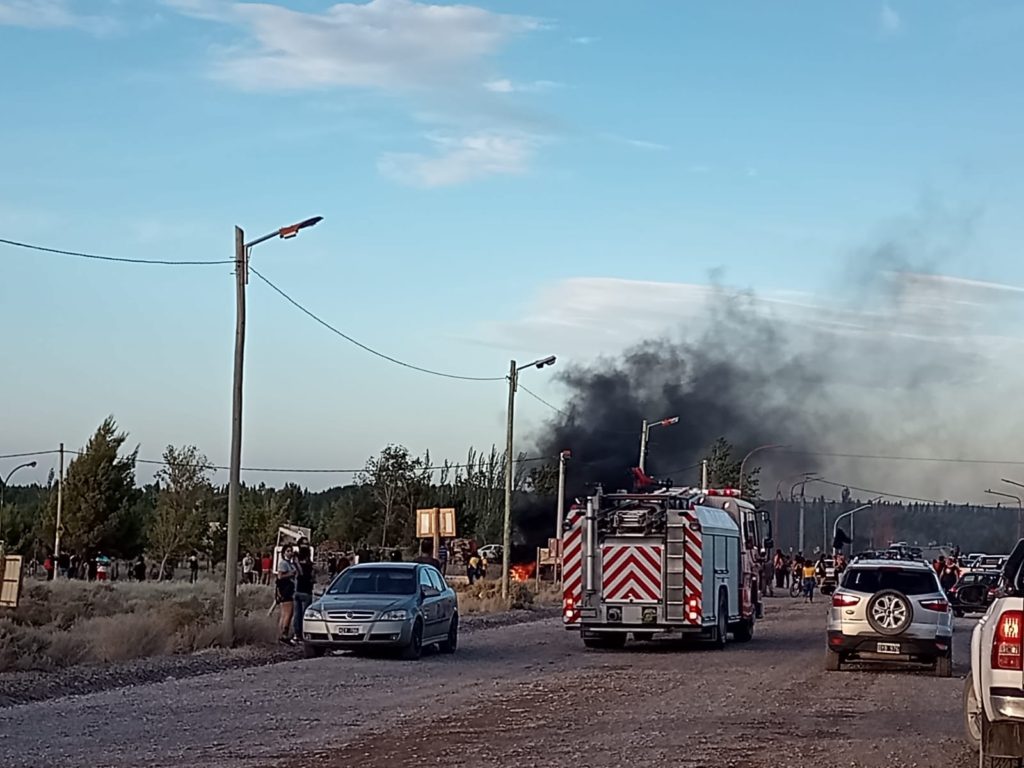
left=188, top=552, right=200, bottom=584
left=276, top=545, right=297, bottom=645
left=293, top=544, right=315, bottom=641
left=414, top=541, right=442, bottom=570
left=801, top=559, right=817, bottom=603
left=242, top=552, right=255, bottom=585
left=261, top=552, right=272, bottom=585
left=133, top=555, right=146, bottom=582
left=467, top=553, right=480, bottom=585
left=438, top=540, right=449, bottom=576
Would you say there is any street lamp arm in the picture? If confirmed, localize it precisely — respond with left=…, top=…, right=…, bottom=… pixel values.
left=738, top=444, right=787, bottom=496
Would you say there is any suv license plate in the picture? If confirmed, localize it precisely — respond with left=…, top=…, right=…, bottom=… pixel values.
left=876, top=642, right=900, bottom=654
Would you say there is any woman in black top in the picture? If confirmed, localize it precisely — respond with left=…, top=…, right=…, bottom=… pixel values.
left=293, top=545, right=315, bottom=640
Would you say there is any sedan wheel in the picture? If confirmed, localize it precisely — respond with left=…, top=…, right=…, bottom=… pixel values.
left=401, top=620, right=424, bottom=660
left=439, top=614, right=459, bottom=654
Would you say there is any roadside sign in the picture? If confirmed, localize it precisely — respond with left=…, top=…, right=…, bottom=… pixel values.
left=416, top=508, right=456, bottom=538
left=1, top=555, right=24, bottom=609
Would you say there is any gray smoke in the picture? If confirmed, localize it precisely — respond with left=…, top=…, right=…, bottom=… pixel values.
left=529, top=209, right=1024, bottom=505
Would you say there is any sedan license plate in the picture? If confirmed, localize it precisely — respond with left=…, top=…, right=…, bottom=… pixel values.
left=876, top=642, right=900, bottom=655
left=335, top=625, right=363, bottom=636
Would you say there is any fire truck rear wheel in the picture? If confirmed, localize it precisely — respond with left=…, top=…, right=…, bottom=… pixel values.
left=714, top=590, right=729, bottom=650
left=732, top=616, right=754, bottom=643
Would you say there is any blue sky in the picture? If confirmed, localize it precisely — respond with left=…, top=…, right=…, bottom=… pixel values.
left=2, top=0, right=1024, bottom=491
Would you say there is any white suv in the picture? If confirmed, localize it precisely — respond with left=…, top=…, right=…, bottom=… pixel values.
left=826, top=557, right=953, bottom=676
left=964, top=541, right=1024, bottom=763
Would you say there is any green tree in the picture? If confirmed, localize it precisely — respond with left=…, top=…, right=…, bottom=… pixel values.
left=359, top=444, right=424, bottom=548
left=239, top=484, right=289, bottom=557
left=47, top=417, right=141, bottom=557
left=703, top=437, right=761, bottom=499
left=149, top=444, right=213, bottom=574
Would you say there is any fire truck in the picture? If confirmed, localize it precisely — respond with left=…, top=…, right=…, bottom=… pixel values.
left=562, top=473, right=771, bottom=649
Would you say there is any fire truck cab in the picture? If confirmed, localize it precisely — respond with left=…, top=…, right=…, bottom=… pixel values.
left=562, top=485, right=756, bottom=649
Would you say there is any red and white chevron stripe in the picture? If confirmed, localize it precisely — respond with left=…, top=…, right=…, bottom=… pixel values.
left=600, top=544, right=663, bottom=603
left=683, top=511, right=703, bottom=625
left=562, top=508, right=583, bottom=624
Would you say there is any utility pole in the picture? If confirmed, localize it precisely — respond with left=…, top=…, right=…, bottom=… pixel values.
left=701, top=460, right=708, bottom=489
left=432, top=507, right=440, bottom=563
left=501, top=360, right=517, bottom=601
left=219, top=216, right=322, bottom=646
left=799, top=485, right=806, bottom=556
left=54, top=443, right=64, bottom=575
left=499, top=355, right=556, bottom=601
left=555, top=450, right=570, bottom=582
left=638, top=419, right=648, bottom=473
left=223, top=226, right=246, bottom=647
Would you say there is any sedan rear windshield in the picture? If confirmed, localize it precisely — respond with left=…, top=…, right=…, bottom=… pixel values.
left=842, top=568, right=940, bottom=595
left=327, top=568, right=417, bottom=596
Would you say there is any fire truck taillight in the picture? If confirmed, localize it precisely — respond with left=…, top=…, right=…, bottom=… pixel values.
left=992, top=610, right=1023, bottom=671
left=564, top=597, right=575, bottom=620
left=687, top=597, right=700, bottom=622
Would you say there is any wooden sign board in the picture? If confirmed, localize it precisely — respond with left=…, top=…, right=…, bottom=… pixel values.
left=416, top=508, right=456, bottom=538
left=0, top=555, right=23, bottom=609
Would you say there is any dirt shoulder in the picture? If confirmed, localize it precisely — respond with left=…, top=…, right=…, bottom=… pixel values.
left=0, top=601, right=978, bottom=768
left=0, top=607, right=557, bottom=709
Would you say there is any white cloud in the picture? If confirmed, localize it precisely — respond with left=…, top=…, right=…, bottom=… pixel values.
left=604, top=134, right=669, bottom=151
left=167, top=0, right=540, bottom=92
left=483, top=78, right=559, bottom=94
left=0, top=0, right=119, bottom=34
left=378, top=133, right=537, bottom=187
left=570, top=35, right=599, bottom=45
left=880, top=3, right=901, bottom=35
left=475, top=273, right=1024, bottom=360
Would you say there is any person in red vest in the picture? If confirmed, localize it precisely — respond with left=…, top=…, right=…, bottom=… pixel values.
left=261, top=552, right=272, bottom=585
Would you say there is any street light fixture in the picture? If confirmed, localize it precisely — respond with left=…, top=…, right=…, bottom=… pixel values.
left=738, top=444, right=787, bottom=497
left=832, top=498, right=880, bottom=554
left=222, top=216, right=323, bottom=647
left=638, top=416, right=679, bottom=473
left=501, top=355, right=557, bottom=602
left=1000, top=479, right=1024, bottom=540
left=0, top=461, right=37, bottom=544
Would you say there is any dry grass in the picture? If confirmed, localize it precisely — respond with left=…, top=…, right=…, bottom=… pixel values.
left=453, top=578, right=560, bottom=614
left=0, top=580, right=278, bottom=673
left=0, top=576, right=558, bottom=673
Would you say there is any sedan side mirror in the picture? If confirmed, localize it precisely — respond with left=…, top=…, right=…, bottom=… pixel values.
left=421, top=586, right=440, bottom=599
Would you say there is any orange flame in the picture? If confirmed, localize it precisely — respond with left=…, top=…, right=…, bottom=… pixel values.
left=510, top=562, right=536, bottom=582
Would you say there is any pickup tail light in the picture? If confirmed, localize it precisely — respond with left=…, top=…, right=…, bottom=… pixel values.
left=992, top=610, right=1024, bottom=671
left=832, top=593, right=860, bottom=607
left=920, top=599, right=949, bottom=613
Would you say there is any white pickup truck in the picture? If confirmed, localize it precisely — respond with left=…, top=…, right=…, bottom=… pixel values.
left=965, top=540, right=1024, bottom=764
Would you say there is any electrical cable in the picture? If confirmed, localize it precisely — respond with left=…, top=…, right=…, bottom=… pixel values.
left=249, top=266, right=505, bottom=382
left=0, top=237, right=233, bottom=265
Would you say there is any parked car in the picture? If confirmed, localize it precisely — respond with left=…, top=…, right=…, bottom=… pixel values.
left=826, top=557, right=953, bottom=676
left=964, top=540, right=1024, bottom=764
left=300, top=562, right=458, bottom=660
left=949, top=570, right=1000, bottom=617
left=478, top=544, right=502, bottom=562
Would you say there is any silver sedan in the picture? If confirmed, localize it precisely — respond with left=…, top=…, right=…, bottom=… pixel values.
left=301, top=562, right=458, bottom=660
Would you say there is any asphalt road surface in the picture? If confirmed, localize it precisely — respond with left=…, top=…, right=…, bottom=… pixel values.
left=0, top=600, right=978, bottom=768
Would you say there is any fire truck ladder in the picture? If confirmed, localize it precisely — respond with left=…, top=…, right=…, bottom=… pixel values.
left=665, top=512, right=687, bottom=622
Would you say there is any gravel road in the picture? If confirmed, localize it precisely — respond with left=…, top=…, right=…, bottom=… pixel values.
left=0, top=600, right=977, bottom=768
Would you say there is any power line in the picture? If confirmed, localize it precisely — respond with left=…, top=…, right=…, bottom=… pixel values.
left=810, top=476, right=945, bottom=505
left=0, top=450, right=60, bottom=460
left=0, top=237, right=233, bottom=266
left=249, top=266, right=505, bottom=383
left=781, top=449, right=1024, bottom=467
left=9, top=448, right=553, bottom=475
left=517, top=384, right=642, bottom=436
